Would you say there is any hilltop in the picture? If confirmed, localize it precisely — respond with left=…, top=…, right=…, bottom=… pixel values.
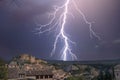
left=7, top=54, right=70, bottom=80
left=9, top=54, right=47, bottom=65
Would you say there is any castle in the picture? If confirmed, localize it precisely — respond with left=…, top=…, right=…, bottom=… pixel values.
left=7, top=54, right=69, bottom=80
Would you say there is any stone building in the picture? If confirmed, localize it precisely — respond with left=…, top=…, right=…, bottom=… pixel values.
left=8, top=61, right=18, bottom=68
left=8, top=68, right=54, bottom=80
left=8, top=68, right=20, bottom=80
left=7, top=54, right=69, bottom=80
left=25, top=70, right=53, bottom=80
left=20, top=54, right=36, bottom=63
left=53, top=69, right=69, bottom=80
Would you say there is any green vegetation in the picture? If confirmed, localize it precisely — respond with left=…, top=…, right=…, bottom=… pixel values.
left=66, top=76, right=85, bottom=80
left=0, top=58, right=8, bottom=80
left=91, top=71, right=112, bottom=80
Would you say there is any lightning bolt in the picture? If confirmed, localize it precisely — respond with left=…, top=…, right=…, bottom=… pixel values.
left=35, top=0, right=100, bottom=61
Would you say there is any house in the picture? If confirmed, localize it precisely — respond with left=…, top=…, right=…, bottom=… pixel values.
left=53, top=69, right=69, bottom=80
left=25, top=70, right=53, bottom=80
left=8, top=68, right=54, bottom=80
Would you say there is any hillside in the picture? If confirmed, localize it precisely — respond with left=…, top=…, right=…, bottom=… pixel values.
left=7, top=54, right=117, bottom=80
left=8, top=54, right=70, bottom=80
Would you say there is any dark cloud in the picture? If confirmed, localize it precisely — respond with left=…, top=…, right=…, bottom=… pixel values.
left=113, top=39, right=120, bottom=44
left=0, top=0, right=120, bottom=60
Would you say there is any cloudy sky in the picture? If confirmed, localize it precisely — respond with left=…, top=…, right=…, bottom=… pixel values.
left=0, top=0, right=120, bottom=61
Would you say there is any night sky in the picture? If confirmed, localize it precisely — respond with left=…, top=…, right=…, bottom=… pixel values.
left=0, top=0, right=120, bottom=61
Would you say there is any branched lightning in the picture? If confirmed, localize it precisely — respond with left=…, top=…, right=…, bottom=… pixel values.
left=35, top=0, right=100, bottom=61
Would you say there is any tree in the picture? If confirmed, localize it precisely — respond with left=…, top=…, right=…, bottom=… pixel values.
left=0, top=58, right=8, bottom=80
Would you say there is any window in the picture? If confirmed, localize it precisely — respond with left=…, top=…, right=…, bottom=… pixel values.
left=19, top=74, right=25, bottom=78
left=40, top=75, right=43, bottom=79
left=117, top=73, right=119, bottom=76
left=36, top=75, right=39, bottom=79
left=45, top=75, right=48, bottom=78
left=49, top=75, right=53, bottom=78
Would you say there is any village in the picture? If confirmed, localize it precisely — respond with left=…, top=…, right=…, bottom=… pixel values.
left=7, top=54, right=70, bottom=80
left=0, top=54, right=120, bottom=80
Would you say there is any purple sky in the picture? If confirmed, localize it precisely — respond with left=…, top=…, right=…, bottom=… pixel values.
left=0, top=0, right=120, bottom=61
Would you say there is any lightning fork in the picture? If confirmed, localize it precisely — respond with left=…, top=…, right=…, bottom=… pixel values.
left=35, top=0, right=100, bottom=61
